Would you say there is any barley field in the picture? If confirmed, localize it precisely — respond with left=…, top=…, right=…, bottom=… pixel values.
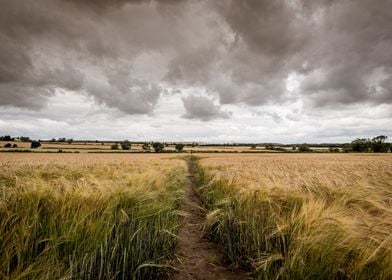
left=0, top=153, right=186, bottom=279
left=194, top=154, right=392, bottom=279
left=1, top=153, right=391, bottom=279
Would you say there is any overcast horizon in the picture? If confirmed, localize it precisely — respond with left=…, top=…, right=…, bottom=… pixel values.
left=1, top=0, right=391, bottom=143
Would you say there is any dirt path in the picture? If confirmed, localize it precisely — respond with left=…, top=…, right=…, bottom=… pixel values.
left=170, top=158, right=249, bottom=280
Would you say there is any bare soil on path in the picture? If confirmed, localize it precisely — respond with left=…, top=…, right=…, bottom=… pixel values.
left=170, top=159, right=250, bottom=280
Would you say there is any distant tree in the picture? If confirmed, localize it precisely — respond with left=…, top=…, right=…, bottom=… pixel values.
left=101, top=142, right=104, bottom=145
left=329, top=147, right=340, bottom=153
left=67, top=138, right=73, bottom=144
left=19, top=136, right=30, bottom=142
left=298, top=144, right=311, bottom=152
left=111, top=143, right=119, bottom=150
left=58, top=137, right=66, bottom=142
left=265, top=144, right=274, bottom=150
left=121, top=140, right=131, bottom=150
left=4, top=143, right=12, bottom=148
left=12, top=144, right=18, bottom=148
left=152, top=142, right=164, bottom=153
left=142, top=143, right=151, bottom=150
left=371, top=135, right=389, bottom=153
left=250, top=144, right=257, bottom=149
left=191, top=142, right=199, bottom=148
left=175, top=143, right=185, bottom=152
left=1, top=135, right=13, bottom=141
left=342, top=144, right=352, bottom=153
left=292, top=145, right=297, bottom=150
left=51, top=138, right=56, bottom=142
left=351, top=138, right=370, bottom=152
left=31, top=141, right=41, bottom=149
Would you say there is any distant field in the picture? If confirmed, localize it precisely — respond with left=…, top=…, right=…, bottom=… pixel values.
left=194, top=153, right=392, bottom=279
left=198, top=153, right=392, bottom=188
left=0, top=141, right=261, bottom=152
left=0, top=152, right=180, bottom=165
left=0, top=141, right=330, bottom=153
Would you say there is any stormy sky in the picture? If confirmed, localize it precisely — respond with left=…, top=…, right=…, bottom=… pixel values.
left=0, top=0, right=391, bottom=143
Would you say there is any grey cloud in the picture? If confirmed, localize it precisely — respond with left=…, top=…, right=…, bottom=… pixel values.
left=212, top=0, right=308, bottom=58
left=0, top=0, right=94, bottom=109
left=85, top=77, right=161, bottom=114
left=254, top=111, right=283, bottom=123
left=0, top=0, right=188, bottom=112
left=0, top=85, right=53, bottom=110
left=165, top=0, right=392, bottom=109
left=163, top=0, right=303, bottom=107
left=0, top=0, right=391, bottom=119
left=182, top=95, right=231, bottom=121
left=297, top=0, right=392, bottom=106
left=0, top=36, right=32, bottom=83
left=165, top=48, right=218, bottom=86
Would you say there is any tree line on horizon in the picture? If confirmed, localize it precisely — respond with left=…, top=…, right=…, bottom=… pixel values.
left=108, top=141, right=185, bottom=152
left=344, top=135, right=390, bottom=153
left=1, top=135, right=391, bottom=153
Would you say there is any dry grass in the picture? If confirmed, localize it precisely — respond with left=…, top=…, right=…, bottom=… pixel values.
left=194, top=154, right=392, bottom=279
left=0, top=154, right=186, bottom=279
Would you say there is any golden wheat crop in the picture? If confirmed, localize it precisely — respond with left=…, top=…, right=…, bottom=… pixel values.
left=2, top=152, right=391, bottom=279
left=194, top=154, right=392, bottom=279
left=0, top=152, right=180, bottom=165
left=0, top=154, right=186, bottom=279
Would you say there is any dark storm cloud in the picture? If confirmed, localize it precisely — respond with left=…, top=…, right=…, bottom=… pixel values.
left=298, top=0, right=392, bottom=106
left=213, top=0, right=308, bottom=58
left=164, top=0, right=308, bottom=106
left=166, top=0, right=392, bottom=108
left=0, top=0, right=187, bottom=112
left=0, top=0, right=391, bottom=116
left=0, top=0, right=95, bottom=109
left=182, top=95, right=231, bottom=121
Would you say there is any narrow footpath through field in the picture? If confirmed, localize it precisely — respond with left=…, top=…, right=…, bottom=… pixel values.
left=170, top=158, right=249, bottom=280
